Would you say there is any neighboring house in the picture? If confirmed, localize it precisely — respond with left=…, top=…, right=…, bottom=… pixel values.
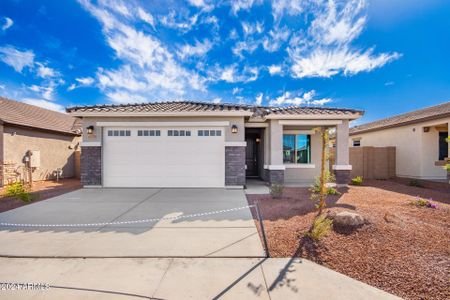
left=68, top=101, right=363, bottom=188
left=0, top=97, right=82, bottom=186
left=349, top=102, right=450, bottom=180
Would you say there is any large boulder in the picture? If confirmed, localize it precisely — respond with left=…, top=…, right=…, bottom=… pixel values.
left=329, top=211, right=365, bottom=227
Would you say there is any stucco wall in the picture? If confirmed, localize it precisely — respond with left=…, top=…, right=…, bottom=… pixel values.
left=81, top=116, right=245, bottom=143
left=350, top=117, right=449, bottom=179
left=2, top=125, right=81, bottom=182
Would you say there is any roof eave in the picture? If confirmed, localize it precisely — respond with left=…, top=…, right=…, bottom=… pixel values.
left=264, top=113, right=363, bottom=120
left=3, top=121, right=81, bottom=136
left=68, top=111, right=254, bottom=117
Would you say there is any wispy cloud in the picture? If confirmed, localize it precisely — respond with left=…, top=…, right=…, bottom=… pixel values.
left=0, top=45, right=35, bottom=73
left=385, top=81, right=395, bottom=86
left=267, top=64, right=282, bottom=75
left=288, top=0, right=401, bottom=78
left=255, top=92, right=263, bottom=105
left=68, top=76, right=95, bottom=91
left=177, top=39, right=212, bottom=59
left=230, top=0, right=263, bottom=15
left=36, top=62, right=58, bottom=78
left=208, top=64, right=259, bottom=83
left=1, top=17, right=13, bottom=31
left=269, top=90, right=332, bottom=106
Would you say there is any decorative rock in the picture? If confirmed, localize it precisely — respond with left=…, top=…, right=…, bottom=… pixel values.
left=330, top=211, right=365, bottom=227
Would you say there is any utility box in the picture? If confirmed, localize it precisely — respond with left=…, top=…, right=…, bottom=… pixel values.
left=29, top=150, right=41, bottom=168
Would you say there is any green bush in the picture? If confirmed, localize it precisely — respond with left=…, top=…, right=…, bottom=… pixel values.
left=4, top=182, right=35, bottom=202
left=269, top=184, right=284, bottom=198
left=350, top=176, right=363, bottom=185
left=305, top=214, right=333, bottom=241
left=310, top=172, right=340, bottom=195
left=408, top=179, right=424, bottom=188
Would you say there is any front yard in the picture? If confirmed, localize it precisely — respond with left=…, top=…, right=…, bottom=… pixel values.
left=247, top=180, right=450, bottom=300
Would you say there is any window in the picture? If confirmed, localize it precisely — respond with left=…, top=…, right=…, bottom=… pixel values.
left=138, top=130, right=160, bottom=137
left=439, top=132, right=448, bottom=160
left=283, top=134, right=311, bottom=164
left=353, top=140, right=361, bottom=147
left=198, top=130, right=221, bottom=137
left=108, top=130, right=131, bottom=137
left=168, top=130, right=191, bottom=136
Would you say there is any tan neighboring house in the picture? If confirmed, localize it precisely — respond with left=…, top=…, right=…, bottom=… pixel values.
left=67, top=101, right=363, bottom=188
left=349, top=102, right=450, bottom=180
left=0, top=97, right=82, bottom=186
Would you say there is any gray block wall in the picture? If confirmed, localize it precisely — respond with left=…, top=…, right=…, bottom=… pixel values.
left=334, top=170, right=351, bottom=185
left=80, top=146, right=102, bottom=186
left=225, top=146, right=245, bottom=186
left=267, top=169, right=284, bottom=184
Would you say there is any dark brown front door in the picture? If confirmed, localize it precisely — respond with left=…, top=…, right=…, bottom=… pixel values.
left=245, top=134, right=259, bottom=177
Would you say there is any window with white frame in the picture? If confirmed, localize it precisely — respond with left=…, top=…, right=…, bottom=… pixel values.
left=107, top=130, right=131, bottom=137
left=167, top=130, right=191, bottom=136
left=138, top=130, right=161, bottom=137
left=198, top=130, right=221, bottom=137
left=283, top=134, right=311, bottom=164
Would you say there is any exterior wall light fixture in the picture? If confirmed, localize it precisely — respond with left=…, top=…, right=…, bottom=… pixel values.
left=86, top=126, right=94, bottom=135
left=231, top=125, right=238, bottom=134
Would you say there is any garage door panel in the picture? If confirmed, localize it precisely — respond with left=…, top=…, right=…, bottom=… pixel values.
left=103, top=127, right=225, bottom=187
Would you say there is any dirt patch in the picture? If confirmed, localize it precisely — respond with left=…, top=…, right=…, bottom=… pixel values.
left=247, top=179, right=450, bottom=300
left=0, top=179, right=81, bottom=213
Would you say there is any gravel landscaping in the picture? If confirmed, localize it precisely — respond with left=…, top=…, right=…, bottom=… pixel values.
left=247, top=179, right=450, bottom=300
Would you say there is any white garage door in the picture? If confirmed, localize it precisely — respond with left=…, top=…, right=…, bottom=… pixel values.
left=103, top=127, right=225, bottom=187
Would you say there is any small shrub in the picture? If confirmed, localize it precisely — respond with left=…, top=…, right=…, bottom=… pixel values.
left=326, top=187, right=340, bottom=195
left=270, top=184, right=284, bottom=198
left=305, top=214, right=333, bottom=241
left=350, top=176, right=363, bottom=185
left=410, top=197, right=437, bottom=209
left=4, top=182, right=35, bottom=202
left=310, top=173, right=340, bottom=195
left=408, top=179, right=424, bottom=188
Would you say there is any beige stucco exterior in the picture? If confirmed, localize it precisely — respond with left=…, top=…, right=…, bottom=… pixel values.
left=2, top=125, right=81, bottom=184
left=350, top=117, right=449, bottom=180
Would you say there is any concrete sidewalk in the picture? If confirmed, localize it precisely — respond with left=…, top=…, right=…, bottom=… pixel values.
left=0, top=257, right=401, bottom=300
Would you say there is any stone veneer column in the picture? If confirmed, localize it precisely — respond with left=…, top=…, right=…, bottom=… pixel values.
left=333, top=120, right=352, bottom=185
left=225, top=146, right=245, bottom=186
left=266, top=120, right=285, bottom=185
left=0, top=122, right=3, bottom=187
left=80, top=146, right=102, bottom=186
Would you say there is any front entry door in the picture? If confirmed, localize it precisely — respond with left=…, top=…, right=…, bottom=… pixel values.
left=245, top=134, right=259, bottom=177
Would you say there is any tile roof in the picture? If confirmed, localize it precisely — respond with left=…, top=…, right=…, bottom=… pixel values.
left=350, top=101, right=450, bottom=135
left=67, top=101, right=363, bottom=118
left=0, top=97, right=81, bottom=135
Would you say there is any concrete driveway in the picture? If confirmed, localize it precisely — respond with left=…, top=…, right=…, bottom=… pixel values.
left=0, top=188, right=265, bottom=257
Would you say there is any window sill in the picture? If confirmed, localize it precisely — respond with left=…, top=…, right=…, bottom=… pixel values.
left=284, top=164, right=316, bottom=169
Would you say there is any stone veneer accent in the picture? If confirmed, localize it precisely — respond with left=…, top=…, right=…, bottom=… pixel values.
left=80, top=146, right=102, bottom=186
left=225, top=146, right=245, bottom=186
left=267, top=169, right=284, bottom=184
left=334, top=170, right=351, bottom=185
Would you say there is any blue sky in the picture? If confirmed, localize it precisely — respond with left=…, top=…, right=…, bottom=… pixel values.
left=0, top=0, right=449, bottom=124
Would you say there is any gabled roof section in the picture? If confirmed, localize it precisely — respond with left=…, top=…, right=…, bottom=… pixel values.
left=0, top=97, right=81, bottom=135
left=350, top=101, right=450, bottom=135
left=67, top=101, right=364, bottom=119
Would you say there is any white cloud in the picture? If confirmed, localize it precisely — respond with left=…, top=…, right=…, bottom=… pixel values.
left=67, top=83, right=77, bottom=91
left=232, top=39, right=259, bottom=58
left=212, top=97, right=221, bottom=104
left=271, top=0, right=305, bottom=19
left=78, top=0, right=206, bottom=103
left=385, top=81, right=395, bottom=86
left=22, top=98, right=65, bottom=113
left=288, top=0, right=401, bottom=78
left=178, top=39, right=212, bottom=59
left=2, top=17, right=13, bottom=31
left=36, top=63, right=58, bottom=78
left=232, top=87, right=243, bottom=95
left=231, top=0, right=262, bottom=15
left=210, top=64, right=259, bottom=83
left=187, top=0, right=215, bottom=11
left=255, top=92, right=263, bottom=105
left=28, top=83, right=55, bottom=100
left=268, top=65, right=282, bottom=75
left=241, top=21, right=264, bottom=36
left=269, top=90, right=332, bottom=106
left=262, top=25, right=290, bottom=52
left=160, top=10, right=199, bottom=32
left=106, top=91, right=146, bottom=103
left=0, top=45, right=35, bottom=73
left=76, top=77, right=95, bottom=85
left=137, top=7, right=155, bottom=29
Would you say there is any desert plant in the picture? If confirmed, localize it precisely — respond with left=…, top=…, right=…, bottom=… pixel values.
left=305, top=214, right=333, bottom=240
left=269, top=183, right=284, bottom=198
left=350, top=176, right=363, bottom=185
left=410, top=197, right=437, bottom=209
left=408, top=179, right=424, bottom=188
left=311, top=172, right=340, bottom=196
left=4, top=182, right=35, bottom=202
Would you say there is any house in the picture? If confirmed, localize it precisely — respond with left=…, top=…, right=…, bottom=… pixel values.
left=67, top=101, right=363, bottom=188
left=349, top=102, right=450, bottom=180
left=0, top=97, right=82, bottom=186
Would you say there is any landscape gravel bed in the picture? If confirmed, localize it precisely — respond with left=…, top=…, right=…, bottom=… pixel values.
left=247, top=180, right=450, bottom=300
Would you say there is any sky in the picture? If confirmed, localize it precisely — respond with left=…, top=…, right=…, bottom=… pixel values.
left=0, top=0, right=449, bottom=124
